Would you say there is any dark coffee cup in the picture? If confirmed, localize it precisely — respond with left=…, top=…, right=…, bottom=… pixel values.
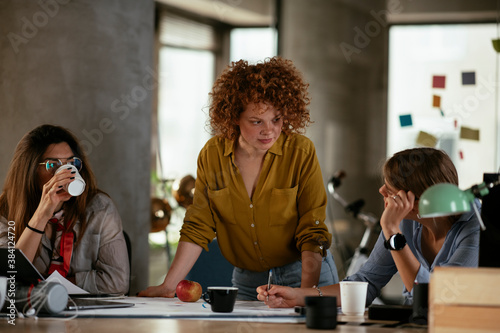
left=411, top=282, right=428, bottom=325
left=203, top=287, right=238, bottom=313
left=305, top=296, right=337, bottom=329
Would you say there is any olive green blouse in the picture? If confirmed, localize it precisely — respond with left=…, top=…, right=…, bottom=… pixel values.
left=180, top=132, right=331, bottom=272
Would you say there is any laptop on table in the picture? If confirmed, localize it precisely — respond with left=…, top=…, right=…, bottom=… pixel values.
left=0, top=248, right=134, bottom=311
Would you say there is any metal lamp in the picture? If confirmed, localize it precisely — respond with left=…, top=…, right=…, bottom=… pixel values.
left=418, top=183, right=474, bottom=218
left=418, top=181, right=498, bottom=231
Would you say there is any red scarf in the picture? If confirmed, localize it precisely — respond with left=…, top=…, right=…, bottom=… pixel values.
left=48, top=214, right=74, bottom=277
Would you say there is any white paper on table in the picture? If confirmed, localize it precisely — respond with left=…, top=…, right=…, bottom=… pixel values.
left=46, top=270, right=89, bottom=295
left=62, top=297, right=304, bottom=323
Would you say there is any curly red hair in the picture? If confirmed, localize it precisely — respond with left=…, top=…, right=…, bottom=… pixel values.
left=208, top=57, right=311, bottom=140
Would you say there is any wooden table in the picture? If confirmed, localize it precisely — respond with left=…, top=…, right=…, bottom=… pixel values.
left=0, top=296, right=427, bottom=332
left=0, top=315, right=427, bottom=333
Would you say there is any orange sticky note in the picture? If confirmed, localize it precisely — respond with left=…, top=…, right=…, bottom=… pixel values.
left=432, top=95, right=441, bottom=108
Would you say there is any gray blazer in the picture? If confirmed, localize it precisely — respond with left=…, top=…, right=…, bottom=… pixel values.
left=0, top=193, right=129, bottom=294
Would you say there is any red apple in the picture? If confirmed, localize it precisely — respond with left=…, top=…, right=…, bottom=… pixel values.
left=176, top=279, right=202, bottom=302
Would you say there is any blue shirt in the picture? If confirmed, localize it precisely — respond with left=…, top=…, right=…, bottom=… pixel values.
left=345, top=210, right=480, bottom=305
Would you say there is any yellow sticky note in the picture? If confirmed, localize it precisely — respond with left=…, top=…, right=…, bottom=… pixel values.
left=416, top=131, right=438, bottom=147
left=460, top=127, right=480, bottom=141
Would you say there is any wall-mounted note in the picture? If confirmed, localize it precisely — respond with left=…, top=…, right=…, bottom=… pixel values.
left=432, top=95, right=441, bottom=108
left=432, top=75, right=446, bottom=88
left=462, top=71, right=476, bottom=85
left=399, top=114, right=413, bottom=127
left=460, top=126, right=480, bottom=141
left=416, top=131, right=438, bottom=147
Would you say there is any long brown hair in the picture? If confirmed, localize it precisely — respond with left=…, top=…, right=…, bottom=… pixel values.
left=0, top=124, right=102, bottom=245
left=383, top=147, right=458, bottom=199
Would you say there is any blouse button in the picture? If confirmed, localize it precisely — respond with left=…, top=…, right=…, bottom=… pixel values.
left=315, top=220, right=320, bottom=225
left=251, top=224, right=255, bottom=228
left=250, top=204, right=253, bottom=208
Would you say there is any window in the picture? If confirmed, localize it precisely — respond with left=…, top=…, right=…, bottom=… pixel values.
left=157, top=13, right=216, bottom=180
left=230, top=27, right=278, bottom=63
left=151, top=12, right=219, bottom=272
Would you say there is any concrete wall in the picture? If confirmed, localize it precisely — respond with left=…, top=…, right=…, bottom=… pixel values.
left=0, top=0, right=154, bottom=294
left=280, top=0, right=389, bottom=218
left=278, top=0, right=389, bottom=272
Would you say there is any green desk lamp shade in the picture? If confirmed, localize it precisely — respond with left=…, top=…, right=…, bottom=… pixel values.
left=419, top=183, right=475, bottom=218
left=493, top=39, right=500, bottom=53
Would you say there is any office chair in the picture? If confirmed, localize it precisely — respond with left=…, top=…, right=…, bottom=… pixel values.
left=185, top=238, right=234, bottom=293
left=123, top=231, right=132, bottom=295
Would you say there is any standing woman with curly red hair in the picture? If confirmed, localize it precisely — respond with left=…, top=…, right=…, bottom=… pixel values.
left=140, top=57, right=338, bottom=300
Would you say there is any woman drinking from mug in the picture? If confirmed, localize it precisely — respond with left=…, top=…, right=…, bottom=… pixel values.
left=0, top=124, right=129, bottom=295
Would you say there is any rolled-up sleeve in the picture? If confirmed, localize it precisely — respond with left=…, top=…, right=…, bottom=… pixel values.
left=294, top=143, right=330, bottom=256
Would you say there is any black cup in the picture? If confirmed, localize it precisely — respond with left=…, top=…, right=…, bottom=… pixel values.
left=203, top=287, right=238, bottom=313
left=305, top=296, right=337, bottom=329
left=411, top=283, right=428, bottom=325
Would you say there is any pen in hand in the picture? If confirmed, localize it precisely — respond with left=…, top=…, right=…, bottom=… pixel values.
left=266, top=269, right=273, bottom=301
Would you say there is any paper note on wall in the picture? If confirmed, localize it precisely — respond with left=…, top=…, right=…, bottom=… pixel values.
left=462, top=71, right=476, bottom=85
left=399, top=114, right=413, bottom=127
left=460, top=126, right=480, bottom=141
left=432, top=95, right=441, bottom=108
left=416, top=131, right=438, bottom=147
left=432, top=75, right=446, bottom=88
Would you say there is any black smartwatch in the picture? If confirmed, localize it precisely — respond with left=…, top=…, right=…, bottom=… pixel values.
left=384, top=233, right=407, bottom=251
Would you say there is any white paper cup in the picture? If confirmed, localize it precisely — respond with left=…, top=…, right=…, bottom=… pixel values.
left=55, top=165, right=86, bottom=196
left=340, top=281, right=368, bottom=316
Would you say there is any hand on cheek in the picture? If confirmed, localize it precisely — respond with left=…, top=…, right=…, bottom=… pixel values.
left=381, top=190, right=415, bottom=234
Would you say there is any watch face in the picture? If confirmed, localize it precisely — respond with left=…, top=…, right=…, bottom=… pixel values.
left=390, top=234, right=406, bottom=250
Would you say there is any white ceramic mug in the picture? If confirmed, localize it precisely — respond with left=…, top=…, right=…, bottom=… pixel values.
left=55, top=164, right=86, bottom=196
